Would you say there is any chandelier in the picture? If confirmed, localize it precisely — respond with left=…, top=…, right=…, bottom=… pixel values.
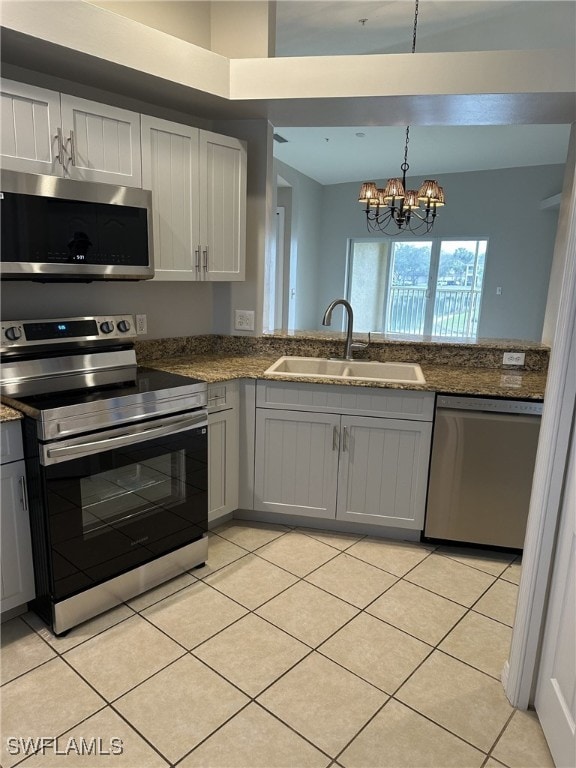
left=357, top=0, right=445, bottom=235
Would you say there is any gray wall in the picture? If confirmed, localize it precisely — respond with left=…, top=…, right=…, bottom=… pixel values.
left=0, top=280, right=214, bottom=338
left=274, top=159, right=323, bottom=330
left=309, top=164, right=564, bottom=340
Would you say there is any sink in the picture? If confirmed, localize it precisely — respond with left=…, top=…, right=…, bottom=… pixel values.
left=264, top=356, right=426, bottom=384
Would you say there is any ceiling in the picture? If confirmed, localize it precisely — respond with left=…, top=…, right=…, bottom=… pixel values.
left=274, top=1, right=576, bottom=57
left=273, top=0, right=574, bottom=184
left=273, top=125, right=572, bottom=185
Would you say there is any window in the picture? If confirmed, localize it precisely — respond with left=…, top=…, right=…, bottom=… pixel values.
left=347, top=238, right=487, bottom=338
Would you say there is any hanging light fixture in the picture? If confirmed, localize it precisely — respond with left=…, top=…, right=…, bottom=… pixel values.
left=358, top=0, right=445, bottom=235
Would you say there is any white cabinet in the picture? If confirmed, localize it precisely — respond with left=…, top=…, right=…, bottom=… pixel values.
left=254, top=381, right=434, bottom=531
left=336, top=415, right=432, bottom=528
left=1, top=80, right=61, bottom=175
left=1, top=421, right=35, bottom=614
left=142, top=116, right=246, bottom=281
left=255, top=409, right=340, bottom=520
left=199, top=130, right=246, bottom=281
left=208, top=382, right=239, bottom=523
left=1, top=79, right=142, bottom=186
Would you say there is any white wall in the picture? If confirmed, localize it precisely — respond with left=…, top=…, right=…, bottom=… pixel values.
left=87, top=1, right=212, bottom=48
left=543, top=126, right=576, bottom=345
left=308, top=164, right=564, bottom=340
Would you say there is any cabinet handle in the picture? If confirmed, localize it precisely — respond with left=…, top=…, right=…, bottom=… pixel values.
left=203, top=247, right=208, bottom=272
left=55, top=127, right=65, bottom=167
left=343, top=425, right=349, bottom=452
left=66, top=130, right=77, bottom=167
left=332, top=425, right=340, bottom=451
left=194, top=247, right=201, bottom=272
left=19, top=476, right=29, bottom=512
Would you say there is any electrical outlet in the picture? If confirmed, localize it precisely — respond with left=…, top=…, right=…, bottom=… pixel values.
left=234, top=310, right=255, bottom=331
left=135, top=314, right=147, bottom=335
left=502, top=351, right=525, bottom=366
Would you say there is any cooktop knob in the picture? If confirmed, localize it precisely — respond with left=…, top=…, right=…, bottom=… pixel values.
left=117, top=319, right=131, bottom=333
left=5, top=326, right=22, bottom=341
left=100, top=321, right=115, bottom=334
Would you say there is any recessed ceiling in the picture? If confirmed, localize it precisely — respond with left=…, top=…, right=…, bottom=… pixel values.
left=275, top=1, right=576, bottom=57
left=273, top=1, right=574, bottom=184
left=273, top=125, right=571, bottom=185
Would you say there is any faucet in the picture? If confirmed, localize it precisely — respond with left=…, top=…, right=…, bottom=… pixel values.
left=322, top=299, right=368, bottom=361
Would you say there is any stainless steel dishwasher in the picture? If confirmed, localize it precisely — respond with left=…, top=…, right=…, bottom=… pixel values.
left=424, top=395, right=543, bottom=549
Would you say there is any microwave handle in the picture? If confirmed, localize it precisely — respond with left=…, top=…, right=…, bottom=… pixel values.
left=44, top=412, right=207, bottom=464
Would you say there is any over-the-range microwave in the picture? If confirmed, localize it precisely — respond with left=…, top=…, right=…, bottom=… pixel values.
left=0, top=170, right=154, bottom=281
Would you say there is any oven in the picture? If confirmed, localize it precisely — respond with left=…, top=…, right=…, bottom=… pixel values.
left=1, top=315, right=208, bottom=635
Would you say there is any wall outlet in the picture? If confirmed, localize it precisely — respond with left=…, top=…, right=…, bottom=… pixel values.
left=503, top=351, right=525, bottom=366
left=135, top=314, right=147, bottom=335
left=234, top=310, right=255, bottom=331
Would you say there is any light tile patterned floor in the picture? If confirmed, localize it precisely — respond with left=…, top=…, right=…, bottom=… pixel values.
left=1, top=521, right=555, bottom=768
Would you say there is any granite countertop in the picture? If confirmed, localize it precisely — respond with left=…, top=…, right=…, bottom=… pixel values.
left=1, top=403, right=24, bottom=422
left=140, top=353, right=547, bottom=400
left=0, top=343, right=547, bottom=423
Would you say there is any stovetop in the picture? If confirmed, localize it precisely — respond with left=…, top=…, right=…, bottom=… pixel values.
left=6, top=366, right=205, bottom=412
left=2, top=366, right=207, bottom=442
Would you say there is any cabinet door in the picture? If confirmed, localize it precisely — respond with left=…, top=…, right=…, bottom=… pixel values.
left=254, top=409, right=340, bottom=519
left=1, top=460, right=35, bottom=612
left=0, top=79, right=63, bottom=175
left=336, top=415, right=432, bottom=530
left=199, top=130, right=246, bottom=281
left=141, top=115, right=201, bottom=280
left=60, top=94, right=141, bottom=186
left=208, top=408, right=239, bottom=523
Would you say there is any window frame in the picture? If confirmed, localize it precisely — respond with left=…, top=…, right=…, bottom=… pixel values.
left=346, top=235, right=488, bottom=338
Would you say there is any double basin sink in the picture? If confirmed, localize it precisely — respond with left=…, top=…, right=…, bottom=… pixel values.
left=264, top=356, right=426, bottom=385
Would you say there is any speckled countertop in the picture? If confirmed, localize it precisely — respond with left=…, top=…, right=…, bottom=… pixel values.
left=0, top=334, right=549, bottom=423
left=139, top=353, right=547, bottom=400
left=0, top=403, right=23, bottom=422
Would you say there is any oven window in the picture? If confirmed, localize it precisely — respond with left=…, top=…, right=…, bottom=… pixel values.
left=81, top=451, right=186, bottom=536
left=40, top=425, right=208, bottom=600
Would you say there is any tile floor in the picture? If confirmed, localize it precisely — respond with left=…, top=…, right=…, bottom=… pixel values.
left=1, top=521, right=555, bottom=768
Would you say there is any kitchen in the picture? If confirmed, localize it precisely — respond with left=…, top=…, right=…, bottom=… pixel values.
left=1, top=2, right=575, bottom=767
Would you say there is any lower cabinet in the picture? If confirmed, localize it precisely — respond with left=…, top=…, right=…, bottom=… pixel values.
left=1, top=423, right=35, bottom=613
left=208, top=383, right=239, bottom=523
left=254, top=382, right=434, bottom=531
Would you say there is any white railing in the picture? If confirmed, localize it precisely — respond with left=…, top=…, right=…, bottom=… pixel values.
left=387, top=286, right=481, bottom=337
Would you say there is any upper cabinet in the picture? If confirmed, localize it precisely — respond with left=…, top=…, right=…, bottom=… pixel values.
left=1, top=79, right=247, bottom=282
left=0, top=80, right=61, bottom=176
left=1, top=79, right=142, bottom=187
left=142, top=116, right=246, bottom=281
left=199, top=130, right=246, bottom=281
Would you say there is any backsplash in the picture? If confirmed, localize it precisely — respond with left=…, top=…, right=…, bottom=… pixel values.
left=135, top=333, right=549, bottom=372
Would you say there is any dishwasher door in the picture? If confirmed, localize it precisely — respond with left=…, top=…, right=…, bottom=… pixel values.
left=424, top=396, right=542, bottom=549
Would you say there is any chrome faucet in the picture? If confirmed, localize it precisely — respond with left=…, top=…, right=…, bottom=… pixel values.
left=322, top=298, right=368, bottom=361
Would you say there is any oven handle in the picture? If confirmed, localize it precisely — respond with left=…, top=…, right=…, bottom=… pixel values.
left=44, top=411, right=207, bottom=464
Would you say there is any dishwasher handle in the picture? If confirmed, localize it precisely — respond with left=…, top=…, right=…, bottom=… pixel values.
left=436, top=395, right=543, bottom=417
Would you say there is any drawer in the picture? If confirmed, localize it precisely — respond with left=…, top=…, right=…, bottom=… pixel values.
left=207, top=381, right=240, bottom=414
left=256, top=380, right=434, bottom=421
left=1, top=420, right=24, bottom=464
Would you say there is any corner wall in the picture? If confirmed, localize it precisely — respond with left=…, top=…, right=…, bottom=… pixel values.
left=274, top=159, right=323, bottom=330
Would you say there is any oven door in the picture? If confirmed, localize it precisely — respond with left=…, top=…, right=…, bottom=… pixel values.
left=37, top=410, right=207, bottom=600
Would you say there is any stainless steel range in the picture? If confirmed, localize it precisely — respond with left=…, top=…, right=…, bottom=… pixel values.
left=1, top=315, right=208, bottom=635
